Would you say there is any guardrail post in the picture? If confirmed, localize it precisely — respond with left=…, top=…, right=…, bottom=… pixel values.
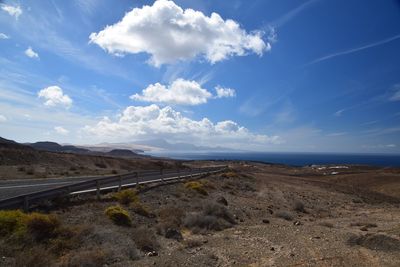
left=118, top=176, right=122, bottom=191
left=96, top=180, right=101, bottom=200
left=23, top=196, right=29, bottom=212
left=160, top=168, right=164, bottom=183
left=135, top=172, right=139, bottom=185
left=190, top=168, right=193, bottom=178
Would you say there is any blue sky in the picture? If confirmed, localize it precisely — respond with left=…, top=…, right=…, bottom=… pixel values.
left=0, top=0, right=399, bottom=153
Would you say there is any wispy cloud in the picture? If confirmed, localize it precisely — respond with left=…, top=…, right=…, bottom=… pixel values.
left=307, top=33, right=400, bottom=65
left=326, top=132, right=346, bottom=137
left=334, top=108, right=346, bottom=117
left=271, top=0, right=319, bottom=28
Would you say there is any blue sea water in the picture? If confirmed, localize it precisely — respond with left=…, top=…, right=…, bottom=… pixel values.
left=148, top=152, right=400, bottom=167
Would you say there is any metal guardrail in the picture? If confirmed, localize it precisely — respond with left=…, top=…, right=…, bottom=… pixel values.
left=0, top=165, right=228, bottom=211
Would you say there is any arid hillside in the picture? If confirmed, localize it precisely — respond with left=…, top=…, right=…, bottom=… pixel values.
left=0, top=162, right=399, bottom=267
left=0, top=137, right=174, bottom=179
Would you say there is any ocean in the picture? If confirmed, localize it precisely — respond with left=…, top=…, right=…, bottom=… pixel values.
left=147, top=152, right=400, bottom=167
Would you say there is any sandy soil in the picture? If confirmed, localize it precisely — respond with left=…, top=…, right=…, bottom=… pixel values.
left=1, top=162, right=399, bottom=267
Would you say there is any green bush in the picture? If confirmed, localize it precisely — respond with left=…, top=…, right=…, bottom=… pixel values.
left=114, top=189, right=139, bottom=205
left=105, top=206, right=132, bottom=226
left=0, top=210, right=27, bottom=237
left=184, top=181, right=208, bottom=195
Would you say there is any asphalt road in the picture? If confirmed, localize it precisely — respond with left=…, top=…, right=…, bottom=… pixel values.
left=0, top=168, right=213, bottom=201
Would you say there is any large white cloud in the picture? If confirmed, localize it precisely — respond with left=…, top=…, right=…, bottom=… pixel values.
left=1, top=4, right=22, bottom=19
left=83, top=104, right=281, bottom=148
left=38, top=86, right=73, bottom=108
left=131, top=79, right=235, bottom=105
left=24, top=47, right=39, bottom=59
left=131, top=79, right=212, bottom=105
left=89, top=0, right=269, bottom=66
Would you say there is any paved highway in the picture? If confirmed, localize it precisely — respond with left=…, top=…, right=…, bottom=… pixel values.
left=0, top=168, right=217, bottom=201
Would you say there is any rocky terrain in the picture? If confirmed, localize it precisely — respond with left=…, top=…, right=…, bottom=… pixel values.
left=1, top=162, right=399, bottom=266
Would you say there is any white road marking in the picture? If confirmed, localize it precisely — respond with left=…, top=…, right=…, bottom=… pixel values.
left=0, top=181, right=73, bottom=190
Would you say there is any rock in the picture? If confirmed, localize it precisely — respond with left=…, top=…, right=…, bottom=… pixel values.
left=360, top=226, right=368, bottom=231
left=267, top=208, right=273, bottom=214
left=216, top=196, right=228, bottom=206
left=293, top=221, right=302, bottom=226
left=270, top=247, right=275, bottom=251
left=165, top=228, right=183, bottom=241
left=262, top=219, right=270, bottom=224
left=146, top=251, right=158, bottom=257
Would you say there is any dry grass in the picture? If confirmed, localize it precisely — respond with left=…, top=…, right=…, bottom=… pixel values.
left=0, top=210, right=27, bottom=237
left=184, top=202, right=236, bottom=232
left=104, top=205, right=132, bottom=226
left=114, top=189, right=139, bottom=205
left=132, top=227, right=159, bottom=252
left=59, top=248, right=107, bottom=267
left=15, top=247, right=55, bottom=267
left=293, top=200, right=306, bottom=213
left=184, top=181, right=208, bottom=195
left=132, top=202, right=152, bottom=218
left=276, top=211, right=294, bottom=221
left=25, top=212, right=60, bottom=241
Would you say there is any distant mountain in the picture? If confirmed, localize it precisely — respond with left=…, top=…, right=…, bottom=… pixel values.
left=27, top=142, right=89, bottom=153
left=0, top=137, right=33, bottom=150
left=106, top=149, right=141, bottom=158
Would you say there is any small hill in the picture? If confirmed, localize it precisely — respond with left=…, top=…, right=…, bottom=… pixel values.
left=106, top=149, right=140, bottom=158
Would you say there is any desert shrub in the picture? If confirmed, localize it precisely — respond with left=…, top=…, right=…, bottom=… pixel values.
left=184, top=181, right=208, bottom=195
left=59, top=249, right=107, bottom=267
left=105, top=206, right=132, bottom=226
left=184, top=202, right=236, bottom=232
left=132, top=227, right=159, bottom=252
left=95, top=162, right=107, bottom=169
left=221, top=171, right=238, bottom=179
left=158, top=206, right=184, bottom=228
left=15, top=247, right=55, bottom=267
left=319, top=221, right=334, bottom=228
left=199, top=179, right=216, bottom=189
left=184, top=238, right=203, bottom=248
left=111, top=169, right=118, bottom=174
left=26, top=168, right=35, bottom=175
left=203, top=202, right=236, bottom=224
left=132, top=202, right=152, bottom=218
left=0, top=210, right=27, bottom=237
left=17, top=166, right=26, bottom=172
left=156, top=206, right=185, bottom=235
left=293, top=201, right=305, bottom=213
left=276, top=211, right=294, bottom=221
left=350, top=222, right=377, bottom=228
left=113, top=189, right=139, bottom=205
left=25, top=212, right=60, bottom=241
left=347, top=234, right=400, bottom=252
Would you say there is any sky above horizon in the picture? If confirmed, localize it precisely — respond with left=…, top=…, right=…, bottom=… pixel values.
left=1, top=0, right=400, bottom=153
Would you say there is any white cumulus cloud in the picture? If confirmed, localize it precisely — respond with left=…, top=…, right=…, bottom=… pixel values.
left=0, top=33, right=9, bottom=39
left=1, top=4, right=22, bottom=19
left=38, top=86, right=73, bottom=108
left=0, top=115, right=7, bottom=122
left=54, top=126, right=69, bottom=135
left=25, top=47, right=39, bottom=59
left=215, top=86, right=236, bottom=98
left=83, top=104, right=281, bottom=148
left=89, top=0, right=269, bottom=66
left=131, top=79, right=212, bottom=105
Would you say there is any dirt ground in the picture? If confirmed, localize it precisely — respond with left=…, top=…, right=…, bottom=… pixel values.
left=1, top=161, right=400, bottom=267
